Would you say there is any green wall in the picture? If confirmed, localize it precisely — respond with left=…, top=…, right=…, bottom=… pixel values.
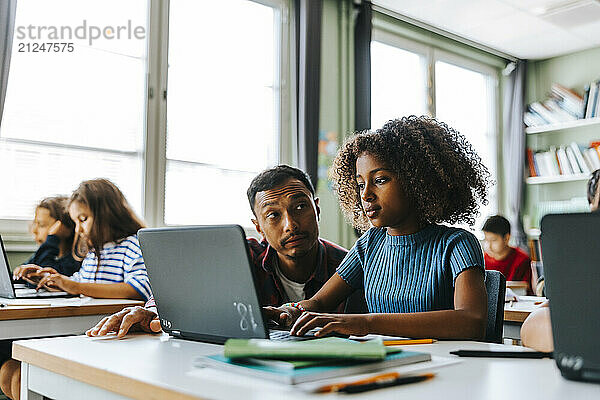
left=523, top=47, right=600, bottom=231
left=316, top=0, right=357, bottom=249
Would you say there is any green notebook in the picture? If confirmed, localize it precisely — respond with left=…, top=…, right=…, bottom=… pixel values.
left=223, top=337, right=387, bottom=360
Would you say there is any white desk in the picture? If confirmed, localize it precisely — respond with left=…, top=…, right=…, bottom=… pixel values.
left=0, top=298, right=143, bottom=340
left=13, top=334, right=600, bottom=400
left=503, top=296, right=546, bottom=341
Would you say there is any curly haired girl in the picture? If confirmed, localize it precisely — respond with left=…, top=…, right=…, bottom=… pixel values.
left=265, top=116, right=492, bottom=340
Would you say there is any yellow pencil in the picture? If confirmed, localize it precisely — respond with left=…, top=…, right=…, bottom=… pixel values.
left=383, top=338, right=436, bottom=346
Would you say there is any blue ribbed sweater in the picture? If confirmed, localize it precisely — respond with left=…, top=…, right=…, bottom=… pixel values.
left=337, top=224, right=484, bottom=313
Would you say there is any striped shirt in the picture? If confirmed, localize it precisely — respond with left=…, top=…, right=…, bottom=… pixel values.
left=337, top=225, right=484, bottom=313
left=71, top=235, right=152, bottom=301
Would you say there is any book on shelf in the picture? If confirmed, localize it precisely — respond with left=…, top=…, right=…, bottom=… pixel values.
left=527, top=142, right=599, bottom=178
left=583, top=80, right=600, bottom=119
left=196, top=349, right=431, bottom=385
left=523, top=82, right=600, bottom=127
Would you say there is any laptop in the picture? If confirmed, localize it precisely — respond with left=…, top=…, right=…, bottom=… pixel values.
left=138, top=225, right=323, bottom=344
left=0, top=234, right=72, bottom=298
left=540, top=212, right=600, bottom=382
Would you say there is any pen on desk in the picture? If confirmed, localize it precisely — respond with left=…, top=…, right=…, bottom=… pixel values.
left=383, top=338, right=436, bottom=346
left=0, top=303, right=52, bottom=307
left=339, top=373, right=435, bottom=394
left=450, top=350, right=553, bottom=359
left=315, top=372, right=401, bottom=393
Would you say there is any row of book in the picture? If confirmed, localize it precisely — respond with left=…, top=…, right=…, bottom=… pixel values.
left=523, top=82, right=600, bottom=127
left=526, top=141, right=600, bottom=177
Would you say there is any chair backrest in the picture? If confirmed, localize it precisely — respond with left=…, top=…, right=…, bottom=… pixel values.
left=484, top=269, right=506, bottom=343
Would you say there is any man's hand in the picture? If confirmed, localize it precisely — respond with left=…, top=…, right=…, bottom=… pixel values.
left=86, top=306, right=161, bottom=338
left=290, top=312, right=370, bottom=337
left=262, top=305, right=303, bottom=328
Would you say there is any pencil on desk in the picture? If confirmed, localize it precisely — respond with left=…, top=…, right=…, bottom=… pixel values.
left=0, top=303, right=52, bottom=307
left=383, top=338, right=436, bottom=346
left=315, top=372, right=400, bottom=393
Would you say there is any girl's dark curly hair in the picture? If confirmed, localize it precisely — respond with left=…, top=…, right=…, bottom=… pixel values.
left=330, top=116, right=491, bottom=232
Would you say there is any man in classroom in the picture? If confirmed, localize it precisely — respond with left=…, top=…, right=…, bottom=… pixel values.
left=86, top=165, right=349, bottom=337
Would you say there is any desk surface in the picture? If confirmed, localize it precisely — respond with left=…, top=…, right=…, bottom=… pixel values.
left=504, top=296, right=546, bottom=323
left=14, top=334, right=600, bottom=400
left=0, top=297, right=143, bottom=321
left=0, top=298, right=143, bottom=340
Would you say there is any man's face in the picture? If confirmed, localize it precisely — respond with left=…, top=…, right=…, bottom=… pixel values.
left=252, top=178, right=320, bottom=260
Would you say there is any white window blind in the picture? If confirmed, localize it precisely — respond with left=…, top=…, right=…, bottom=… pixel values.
left=0, top=0, right=148, bottom=220
left=164, top=0, right=282, bottom=226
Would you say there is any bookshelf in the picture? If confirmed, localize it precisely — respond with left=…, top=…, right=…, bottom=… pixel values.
left=526, top=173, right=589, bottom=185
left=522, top=48, right=600, bottom=235
left=526, top=117, right=600, bottom=135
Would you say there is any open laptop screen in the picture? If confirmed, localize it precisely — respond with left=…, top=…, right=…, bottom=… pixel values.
left=0, top=235, right=17, bottom=298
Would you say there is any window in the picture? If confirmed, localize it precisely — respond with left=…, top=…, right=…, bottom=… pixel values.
left=371, top=31, right=499, bottom=228
left=164, top=0, right=286, bottom=226
left=0, top=0, right=148, bottom=221
left=435, top=55, right=498, bottom=226
left=0, top=0, right=291, bottom=239
left=370, top=34, right=428, bottom=129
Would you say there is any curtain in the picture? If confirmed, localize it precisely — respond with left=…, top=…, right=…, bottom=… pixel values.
left=354, top=0, right=372, bottom=132
left=295, top=0, right=322, bottom=188
left=502, top=61, right=527, bottom=250
left=0, top=0, right=17, bottom=125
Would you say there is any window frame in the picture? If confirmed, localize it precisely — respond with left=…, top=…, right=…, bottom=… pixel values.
left=0, top=0, right=293, bottom=248
left=371, top=26, right=501, bottom=225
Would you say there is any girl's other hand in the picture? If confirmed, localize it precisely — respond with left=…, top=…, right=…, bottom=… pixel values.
left=290, top=312, right=369, bottom=337
left=35, top=273, right=79, bottom=294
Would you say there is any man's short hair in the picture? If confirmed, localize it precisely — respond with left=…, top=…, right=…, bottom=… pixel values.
left=247, top=165, right=315, bottom=215
left=482, top=215, right=511, bottom=236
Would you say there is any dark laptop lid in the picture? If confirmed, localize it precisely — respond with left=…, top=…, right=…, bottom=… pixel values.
left=138, top=225, right=270, bottom=344
left=0, top=235, right=17, bottom=298
left=541, top=212, right=600, bottom=382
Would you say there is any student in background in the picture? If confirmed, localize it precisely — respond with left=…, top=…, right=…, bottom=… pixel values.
left=482, top=215, right=532, bottom=294
left=266, top=116, right=490, bottom=339
left=0, top=179, right=152, bottom=400
left=13, top=196, right=81, bottom=279
left=86, top=165, right=348, bottom=338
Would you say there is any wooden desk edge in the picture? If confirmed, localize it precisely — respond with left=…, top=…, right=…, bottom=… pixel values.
left=13, top=341, right=199, bottom=400
left=504, top=309, right=529, bottom=323
left=0, top=301, right=144, bottom=321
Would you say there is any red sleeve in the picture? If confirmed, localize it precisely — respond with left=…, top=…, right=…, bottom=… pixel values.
left=513, top=250, right=532, bottom=294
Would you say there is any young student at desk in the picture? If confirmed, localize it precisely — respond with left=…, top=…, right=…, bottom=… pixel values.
left=1, top=178, right=152, bottom=400
left=86, top=166, right=348, bottom=337
left=267, top=116, right=490, bottom=339
left=520, top=168, right=600, bottom=352
left=482, top=215, right=532, bottom=294
left=13, top=196, right=81, bottom=278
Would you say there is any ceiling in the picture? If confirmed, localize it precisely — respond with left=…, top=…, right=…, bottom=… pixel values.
left=373, top=0, right=600, bottom=59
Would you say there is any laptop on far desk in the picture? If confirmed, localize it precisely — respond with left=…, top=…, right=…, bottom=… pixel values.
left=540, top=212, right=600, bottom=383
left=139, top=225, right=324, bottom=344
left=0, top=235, right=72, bottom=298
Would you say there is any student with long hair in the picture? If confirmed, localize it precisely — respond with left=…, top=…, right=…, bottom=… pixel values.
left=265, top=116, right=491, bottom=339
left=1, top=179, right=152, bottom=400
left=13, top=196, right=81, bottom=279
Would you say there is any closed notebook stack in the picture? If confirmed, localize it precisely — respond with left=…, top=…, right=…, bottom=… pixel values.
left=196, top=337, right=431, bottom=384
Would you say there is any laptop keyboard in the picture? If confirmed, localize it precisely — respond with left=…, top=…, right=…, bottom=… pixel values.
left=268, top=329, right=317, bottom=341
